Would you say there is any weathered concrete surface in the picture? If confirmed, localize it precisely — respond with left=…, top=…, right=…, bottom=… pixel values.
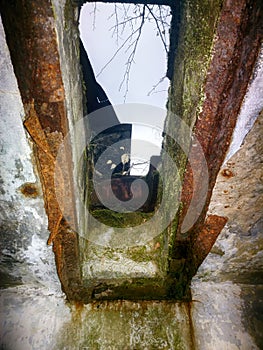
left=191, top=282, right=261, bottom=350
left=72, top=0, right=263, bottom=302
left=209, top=112, right=263, bottom=238
left=194, top=110, right=263, bottom=349
left=51, top=0, right=86, bottom=222
left=0, top=0, right=74, bottom=242
left=2, top=0, right=262, bottom=303
left=0, top=14, right=59, bottom=291
left=1, top=283, right=261, bottom=349
left=225, top=46, right=263, bottom=162
left=0, top=286, right=69, bottom=350
left=199, top=111, right=263, bottom=285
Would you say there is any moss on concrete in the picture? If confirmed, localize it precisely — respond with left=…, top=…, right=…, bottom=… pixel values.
left=164, top=0, right=223, bottom=255
left=168, top=0, right=222, bottom=122
left=90, top=209, right=154, bottom=228
left=57, top=300, right=193, bottom=349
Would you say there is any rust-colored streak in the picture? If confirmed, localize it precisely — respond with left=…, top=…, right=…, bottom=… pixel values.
left=52, top=220, right=86, bottom=302
left=1, top=0, right=81, bottom=301
left=178, top=0, right=262, bottom=248
left=1, top=0, right=66, bottom=135
left=192, top=215, right=227, bottom=273
left=1, top=0, right=262, bottom=302
left=24, top=103, right=51, bottom=152
left=24, top=102, right=64, bottom=244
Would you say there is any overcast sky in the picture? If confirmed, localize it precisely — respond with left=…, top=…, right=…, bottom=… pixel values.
left=79, top=3, right=170, bottom=109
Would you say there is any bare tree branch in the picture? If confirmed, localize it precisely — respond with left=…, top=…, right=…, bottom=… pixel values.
left=89, top=2, right=98, bottom=30
left=147, top=75, right=166, bottom=96
left=92, top=3, right=171, bottom=101
left=119, top=5, right=146, bottom=101
left=79, top=0, right=175, bottom=7
left=96, top=22, right=144, bottom=78
left=146, top=4, right=168, bottom=54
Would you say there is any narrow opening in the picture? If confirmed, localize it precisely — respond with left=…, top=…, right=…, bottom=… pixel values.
left=79, top=2, right=171, bottom=214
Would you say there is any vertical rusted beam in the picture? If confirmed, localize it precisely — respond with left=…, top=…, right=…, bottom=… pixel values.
left=177, top=0, right=263, bottom=273
left=0, top=0, right=83, bottom=300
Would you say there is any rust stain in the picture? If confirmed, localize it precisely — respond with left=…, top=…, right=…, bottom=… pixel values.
left=221, top=169, right=234, bottom=178
left=19, top=182, right=39, bottom=198
left=2, top=0, right=262, bottom=303
left=52, top=221, right=86, bottom=302
left=177, top=0, right=262, bottom=254
left=192, top=215, right=227, bottom=272
left=1, top=1, right=67, bottom=135
left=24, top=101, right=63, bottom=245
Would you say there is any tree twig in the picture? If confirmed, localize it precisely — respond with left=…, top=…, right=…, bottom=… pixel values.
left=90, top=3, right=172, bottom=101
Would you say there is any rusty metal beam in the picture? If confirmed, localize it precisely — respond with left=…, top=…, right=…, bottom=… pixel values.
left=177, top=0, right=263, bottom=274
left=0, top=0, right=82, bottom=300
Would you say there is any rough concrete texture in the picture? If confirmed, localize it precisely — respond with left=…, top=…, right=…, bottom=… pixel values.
left=209, top=112, right=263, bottom=236
left=1, top=16, right=262, bottom=347
left=194, top=110, right=263, bottom=349
left=2, top=0, right=261, bottom=303
left=200, top=110, right=263, bottom=285
left=0, top=0, right=86, bottom=300
left=0, top=0, right=72, bottom=243
left=1, top=282, right=261, bottom=349
left=191, top=282, right=261, bottom=350
left=177, top=0, right=262, bottom=246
